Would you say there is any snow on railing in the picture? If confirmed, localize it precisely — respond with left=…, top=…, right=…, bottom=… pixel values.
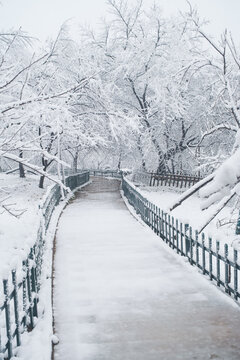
left=122, top=176, right=240, bottom=304
left=0, top=171, right=89, bottom=359
left=89, top=169, right=122, bottom=178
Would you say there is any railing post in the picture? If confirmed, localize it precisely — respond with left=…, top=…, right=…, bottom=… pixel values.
left=209, top=238, right=213, bottom=281
left=233, top=249, right=238, bottom=300
left=195, top=230, right=199, bottom=268
left=30, top=249, right=38, bottom=318
left=189, top=226, right=193, bottom=265
left=184, top=224, right=189, bottom=256
left=180, top=222, right=184, bottom=255
left=159, top=210, right=163, bottom=239
left=216, top=241, right=220, bottom=287
left=224, top=244, right=230, bottom=295
left=171, top=216, right=175, bottom=249
left=149, top=204, right=152, bottom=229
left=164, top=213, right=168, bottom=242
left=154, top=205, right=157, bottom=231
left=26, top=259, right=34, bottom=330
left=176, top=219, right=179, bottom=253
left=12, top=270, right=21, bottom=347
left=202, top=233, right=206, bottom=275
left=158, top=208, right=161, bottom=235
left=22, top=260, right=27, bottom=328
left=153, top=205, right=157, bottom=233
left=3, top=279, right=13, bottom=359
left=168, top=215, right=171, bottom=246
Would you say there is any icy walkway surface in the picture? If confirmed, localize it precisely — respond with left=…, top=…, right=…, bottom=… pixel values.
left=53, top=177, right=240, bottom=360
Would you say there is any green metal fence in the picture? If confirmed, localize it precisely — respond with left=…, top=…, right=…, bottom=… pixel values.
left=149, top=172, right=202, bottom=188
left=131, top=171, right=202, bottom=188
left=89, top=169, right=122, bottom=179
left=0, top=171, right=89, bottom=359
left=122, top=177, right=240, bottom=303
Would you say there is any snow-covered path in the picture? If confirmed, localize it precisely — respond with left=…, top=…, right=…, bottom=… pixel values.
left=53, top=177, right=240, bottom=360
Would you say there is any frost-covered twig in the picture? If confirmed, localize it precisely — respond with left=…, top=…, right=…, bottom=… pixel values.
left=1, top=204, right=27, bottom=218
left=0, top=75, right=94, bottom=114
left=199, top=192, right=236, bottom=233
left=199, top=123, right=237, bottom=145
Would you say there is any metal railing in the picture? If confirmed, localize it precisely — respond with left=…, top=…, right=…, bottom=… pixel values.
left=149, top=172, right=202, bottom=188
left=131, top=171, right=151, bottom=186
left=130, top=171, right=202, bottom=188
left=122, top=177, right=240, bottom=303
left=0, top=171, right=89, bottom=359
left=89, top=169, right=122, bottom=179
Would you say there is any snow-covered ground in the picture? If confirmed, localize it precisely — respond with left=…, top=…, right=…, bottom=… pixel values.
left=17, top=200, right=67, bottom=360
left=138, top=185, right=238, bottom=249
left=0, top=173, right=55, bottom=359
left=0, top=173, right=50, bottom=279
left=14, top=176, right=91, bottom=360
left=53, top=177, right=240, bottom=360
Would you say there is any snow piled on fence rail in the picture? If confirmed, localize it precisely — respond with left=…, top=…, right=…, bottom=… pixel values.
left=139, top=186, right=238, bottom=248
left=0, top=173, right=50, bottom=279
left=17, top=199, right=66, bottom=360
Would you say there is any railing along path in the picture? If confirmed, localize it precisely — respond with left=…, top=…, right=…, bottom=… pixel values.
left=149, top=173, right=202, bottom=188
left=0, top=172, right=89, bottom=359
left=122, top=177, right=240, bottom=303
left=80, top=169, right=240, bottom=304
left=131, top=171, right=202, bottom=188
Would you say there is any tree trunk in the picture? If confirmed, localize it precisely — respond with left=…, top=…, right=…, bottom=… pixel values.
left=117, top=156, right=121, bottom=170
left=19, top=150, right=25, bottom=178
left=39, top=157, right=47, bottom=188
left=171, top=158, right=175, bottom=174
left=157, top=155, right=168, bottom=174
left=72, top=151, right=79, bottom=173
left=137, top=136, right=147, bottom=171
left=39, top=175, right=45, bottom=189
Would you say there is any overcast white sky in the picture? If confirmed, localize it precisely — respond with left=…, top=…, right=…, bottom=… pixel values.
left=0, top=0, right=239, bottom=43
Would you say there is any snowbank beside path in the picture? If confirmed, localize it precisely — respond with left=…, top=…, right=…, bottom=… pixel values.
left=139, top=186, right=237, bottom=248
left=16, top=179, right=91, bottom=360
left=0, top=172, right=90, bottom=360
left=17, top=202, right=64, bottom=360
left=0, top=173, right=50, bottom=279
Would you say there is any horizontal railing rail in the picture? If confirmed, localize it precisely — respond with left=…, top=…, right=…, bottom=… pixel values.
left=89, top=169, right=123, bottom=178
left=122, top=177, right=240, bottom=303
left=0, top=171, right=89, bottom=359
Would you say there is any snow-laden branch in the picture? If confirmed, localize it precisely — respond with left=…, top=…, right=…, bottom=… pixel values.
left=1, top=153, right=69, bottom=191
left=21, top=147, right=71, bottom=168
left=170, top=137, right=240, bottom=231
left=199, top=147, right=240, bottom=202
left=169, top=173, right=214, bottom=211
left=0, top=53, right=48, bottom=90
left=199, top=123, right=237, bottom=145
left=199, top=191, right=236, bottom=233
left=0, top=75, right=95, bottom=114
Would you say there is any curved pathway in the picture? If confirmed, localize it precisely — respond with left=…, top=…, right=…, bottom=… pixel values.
left=53, top=177, right=240, bottom=360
